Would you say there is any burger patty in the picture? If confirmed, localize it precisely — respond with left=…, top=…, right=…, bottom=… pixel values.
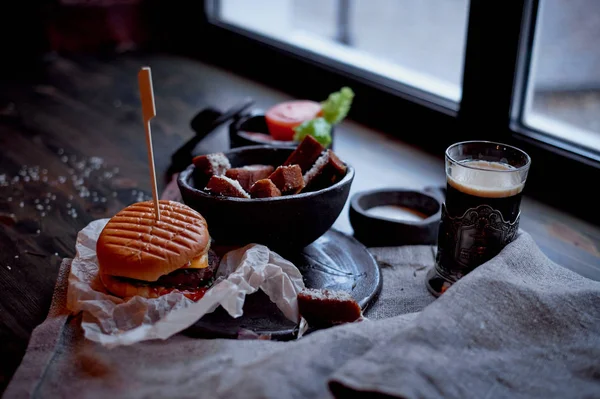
left=116, top=250, right=220, bottom=290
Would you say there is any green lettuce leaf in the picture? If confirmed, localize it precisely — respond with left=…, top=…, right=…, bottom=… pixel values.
left=320, top=87, right=355, bottom=125
left=293, top=117, right=332, bottom=147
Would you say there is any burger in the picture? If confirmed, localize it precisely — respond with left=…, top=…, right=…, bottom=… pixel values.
left=96, top=200, right=218, bottom=300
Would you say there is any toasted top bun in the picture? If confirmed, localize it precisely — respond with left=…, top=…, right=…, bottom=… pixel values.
left=96, top=200, right=210, bottom=282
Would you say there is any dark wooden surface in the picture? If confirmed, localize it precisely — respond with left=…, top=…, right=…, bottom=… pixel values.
left=1, top=53, right=599, bottom=393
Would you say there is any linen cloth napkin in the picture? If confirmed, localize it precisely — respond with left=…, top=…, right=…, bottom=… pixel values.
left=5, top=232, right=600, bottom=399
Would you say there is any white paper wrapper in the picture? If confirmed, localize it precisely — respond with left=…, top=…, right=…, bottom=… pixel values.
left=66, top=219, right=306, bottom=347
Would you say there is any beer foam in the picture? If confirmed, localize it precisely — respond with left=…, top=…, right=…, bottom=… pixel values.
left=448, top=160, right=524, bottom=198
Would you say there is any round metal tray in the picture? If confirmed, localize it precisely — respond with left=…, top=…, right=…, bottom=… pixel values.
left=182, top=229, right=382, bottom=340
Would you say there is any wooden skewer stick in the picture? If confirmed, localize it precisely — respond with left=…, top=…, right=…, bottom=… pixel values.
left=138, top=66, right=161, bottom=221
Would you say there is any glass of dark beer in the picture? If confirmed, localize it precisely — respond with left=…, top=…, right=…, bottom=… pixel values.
left=426, top=141, right=531, bottom=296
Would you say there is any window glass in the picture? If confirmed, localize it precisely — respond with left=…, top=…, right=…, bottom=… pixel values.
left=218, top=0, right=470, bottom=101
left=523, top=0, right=600, bottom=153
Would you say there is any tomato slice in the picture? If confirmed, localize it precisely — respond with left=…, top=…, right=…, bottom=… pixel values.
left=265, top=100, right=322, bottom=141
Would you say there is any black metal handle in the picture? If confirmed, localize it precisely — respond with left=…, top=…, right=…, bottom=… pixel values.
left=183, top=97, right=254, bottom=158
left=166, top=98, right=255, bottom=182
left=170, top=98, right=254, bottom=164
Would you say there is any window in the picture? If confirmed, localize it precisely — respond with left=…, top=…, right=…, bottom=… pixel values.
left=195, top=0, right=600, bottom=220
left=522, top=0, right=600, bottom=154
left=215, top=0, right=470, bottom=102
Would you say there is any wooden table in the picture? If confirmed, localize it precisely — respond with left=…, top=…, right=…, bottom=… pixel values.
left=1, top=53, right=599, bottom=393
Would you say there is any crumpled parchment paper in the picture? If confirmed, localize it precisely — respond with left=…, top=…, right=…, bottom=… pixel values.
left=66, top=219, right=306, bottom=347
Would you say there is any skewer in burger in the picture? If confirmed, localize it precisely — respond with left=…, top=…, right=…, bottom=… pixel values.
left=96, top=200, right=218, bottom=301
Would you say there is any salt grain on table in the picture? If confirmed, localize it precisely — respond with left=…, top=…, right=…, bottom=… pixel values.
left=3, top=153, right=121, bottom=229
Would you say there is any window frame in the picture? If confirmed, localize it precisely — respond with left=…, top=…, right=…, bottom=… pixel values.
left=510, top=0, right=600, bottom=166
left=162, top=0, right=599, bottom=224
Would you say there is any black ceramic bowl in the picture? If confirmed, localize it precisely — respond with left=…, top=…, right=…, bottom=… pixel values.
left=349, top=189, right=441, bottom=247
left=229, top=112, right=335, bottom=149
left=177, top=146, right=354, bottom=252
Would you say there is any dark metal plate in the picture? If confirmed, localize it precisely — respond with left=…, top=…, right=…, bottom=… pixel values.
left=182, top=229, right=381, bottom=340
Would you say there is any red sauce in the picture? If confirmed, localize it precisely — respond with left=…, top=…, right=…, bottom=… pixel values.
left=239, top=131, right=275, bottom=142
left=182, top=288, right=208, bottom=301
left=155, top=287, right=209, bottom=301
